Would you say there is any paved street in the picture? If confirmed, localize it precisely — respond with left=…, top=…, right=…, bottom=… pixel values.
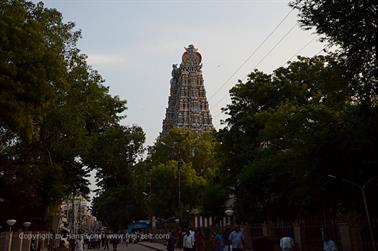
left=84, top=243, right=151, bottom=251
left=84, top=243, right=168, bottom=251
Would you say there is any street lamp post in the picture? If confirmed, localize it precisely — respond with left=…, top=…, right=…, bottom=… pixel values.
left=6, top=219, right=16, bottom=251
left=23, top=222, right=31, bottom=231
left=160, top=135, right=203, bottom=226
left=178, top=160, right=183, bottom=225
left=328, top=174, right=377, bottom=251
left=0, top=171, right=6, bottom=204
left=160, top=141, right=184, bottom=224
left=225, top=209, right=234, bottom=225
left=143, top=178, right=156, bottom=230
left=21, top=222, right=31, bottom=251
left=142, top=191, right=151, bottom=229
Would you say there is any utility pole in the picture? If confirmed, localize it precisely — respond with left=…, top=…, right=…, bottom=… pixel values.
left=161, top=137, right=186, bottom=225
left=328, top=175, right=376, bottom=251
left=178, top=160, right=183, bottom=225
left=148, top=176, right=153, bottom=229
left=71, top=194, right=75, bottom=234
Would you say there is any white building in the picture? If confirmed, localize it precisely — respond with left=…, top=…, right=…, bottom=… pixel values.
left=59, top=195, right=97, bottom=234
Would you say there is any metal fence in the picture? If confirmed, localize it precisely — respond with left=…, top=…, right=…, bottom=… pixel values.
left=0, top=231, right=53, bottom=251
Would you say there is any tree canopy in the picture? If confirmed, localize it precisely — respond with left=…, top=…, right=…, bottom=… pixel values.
left=92, top=128, right=221, bottom=229
left=218, top=0, right=378, bottom=223
left=0, top=0, right=138, bottom=229
left=219, top=54, right=378, bottom=222
left=290, top=0, right=377, bottom=101
left=145, top=128, right=221, bottom=224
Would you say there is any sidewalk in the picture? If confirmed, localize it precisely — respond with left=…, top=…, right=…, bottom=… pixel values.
left=138, top=242, right=181, bottom=251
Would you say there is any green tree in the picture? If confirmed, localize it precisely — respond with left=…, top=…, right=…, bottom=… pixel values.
left=92, top=183, right=146, bottom=230
left=84, top=125, right=145, bottom=188
left=149, top=128, right=220, bottom=179
left=107, top=128, right=223, bottom=225
left=290, top=0, right=377, bottom=101
left=0, top=0, right=70, bottom=143
left=219, top=55, right=378, bottom=222
left=147, top=161, right=207, bottom=219
left=89, top=125, right=146, bottom=230
left=219, top=0, right=378, bottom=223
left=201, top=184, right=227, bottom=217
left=0, top=0, right=130, bottom=228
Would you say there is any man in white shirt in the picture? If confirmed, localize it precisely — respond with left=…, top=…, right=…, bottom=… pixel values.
left=75, top=237, right=84, bottom=251
left=183, top=230, right=194, bottom=251
left=280, top=236, right=294, bottom=251
left=189, top=228, right=196, bottom=250
left=323, top=238, right=337, bottom=251
left=229, top=226, right=245, bottom=251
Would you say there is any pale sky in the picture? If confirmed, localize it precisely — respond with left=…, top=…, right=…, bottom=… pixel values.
left=40, top=0, right=325, bottom=144
left=38, top=0, right=325, bottom=196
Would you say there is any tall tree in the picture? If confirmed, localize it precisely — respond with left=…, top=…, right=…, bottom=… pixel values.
left=290, top=0, right=377, bottom=101
left=219, top=55, right=378, bottom=222
left=125, top=128, right=220, bottom=224
left=90, top=125, right=146, bottom=230
left=149, top=128, right=220, bottom=179
left=0, top=0, right=129, bottom=228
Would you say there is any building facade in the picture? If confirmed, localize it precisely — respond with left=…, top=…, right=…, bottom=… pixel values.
left=59, top=195, right=97, bottom=234
left=162, top=45, right=213, bottom=134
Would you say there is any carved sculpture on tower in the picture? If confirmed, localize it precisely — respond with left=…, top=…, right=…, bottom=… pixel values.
left=162, top=44, right=213, bottom=134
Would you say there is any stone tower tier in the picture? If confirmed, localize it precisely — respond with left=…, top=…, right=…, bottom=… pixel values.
left=162, top=44, right=213, bottom=134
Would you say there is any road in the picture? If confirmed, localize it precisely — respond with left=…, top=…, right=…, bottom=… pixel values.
left=84, top=243, right=154, bottom=251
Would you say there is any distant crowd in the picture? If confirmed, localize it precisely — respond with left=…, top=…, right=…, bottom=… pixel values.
left=165, top=226, right=337, bottom=251
left=166, top=226, right=244, bottom=251
left=66, top=233, right=137, bottom=251
left=62, top=227, right=337, bottom=251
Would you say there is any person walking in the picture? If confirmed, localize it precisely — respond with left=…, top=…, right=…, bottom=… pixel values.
left=176, top=228, right=183, bottom=249
left=195, top=229, right=205, bottom=251
left=214, top=229, right=225, bottom=251
left=94, top=234, right=99, bottom=249
left=229, top=226, right=245, bottom=251
left=75, top=237, right=84, bottom=251
left=31, top=240, right=37, bottom=251
left=223, top=228, right=231, bottom=251
left=111, top=235, right=119, bottom=251
left=323, top=236, right=337, bottom=251
left=279, top=236, right=294, bottom=251
left=183, top=230, right=195, bottom=251
left=189, top=228, right=196, bottom=251
left=166, top=231, right=176, bottom=251
left=69, top=238, right=76, bottom=251
left=103, top=234, right=109, bottom=250
left=101, top=234, right=105, bottom=248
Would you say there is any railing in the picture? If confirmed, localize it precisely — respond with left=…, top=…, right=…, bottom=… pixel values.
left=0, top=231, right=59, bottom=251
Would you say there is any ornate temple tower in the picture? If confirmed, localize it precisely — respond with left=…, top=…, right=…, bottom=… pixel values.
left=162, top=45, right=213, bottom=134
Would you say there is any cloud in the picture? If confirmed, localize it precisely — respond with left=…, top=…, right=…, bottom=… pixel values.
left=86, top=53, right=125, bottom=65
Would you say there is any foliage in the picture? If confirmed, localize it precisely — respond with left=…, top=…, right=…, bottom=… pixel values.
left=90, top=125, right=146, bottom=230
left=93, top=127, right=223, bottom=229
left=149, top=128, right=220, bottom=179
left=84, top=125, right=145, bottom=189
left=0, top=0, right=131, bottom=228
left=290, top=0, right=377, bottom=101
left=144, top=128, right=221, bottom=219
left=147, top=161, right=207, bottom=218
left=219, top=0, right=378, bottom=223
left=219, top=55, right=378, bottom=222
left=200, top=184, right=227, bottom=217
left=92, top=183, right=146, bottom=231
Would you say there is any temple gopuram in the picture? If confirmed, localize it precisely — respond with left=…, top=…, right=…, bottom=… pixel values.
left=162, top=45, right=213, bottom=134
